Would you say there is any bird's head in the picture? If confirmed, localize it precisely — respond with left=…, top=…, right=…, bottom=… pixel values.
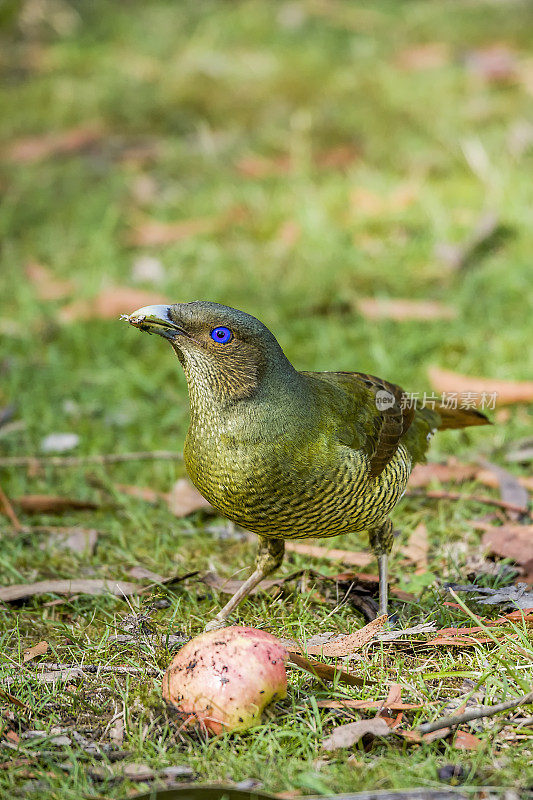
left=125, top=301, right=297, bottom=403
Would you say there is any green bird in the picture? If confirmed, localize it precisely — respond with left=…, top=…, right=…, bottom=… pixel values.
left=126, top=301, right=489, bottom=629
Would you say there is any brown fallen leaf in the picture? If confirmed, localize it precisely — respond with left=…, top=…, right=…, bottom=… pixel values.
left=317, top=699, right=425, bottom=711
left=306, top=615, right=387, bottom=657
left=44, top=528, right=98, bottom=555
left=356, top=298, right=457, bottom=322
left=4, top=126, right=103, bottom=163
left=201, top=569, right=304, bottom=597
left=453, top=729, right=483, bottom=750
left=478, top=461, right=529, bottom=520
left=167, top=478, right=213, bottom=517
left=127, top=216, right=218, bottom=247
left=322, top=717, right=390, bottom=751
left=0, top=579, right=143, bottom=603
left=235, top=154, right=291, bottom=178
left=408, top=462, right=479, bottom=488
left=402, top=522, right=429, bottom=571
left=22, top=641, right=49, bottom=663
left=428, top=367, right=533, bottom=405
left=395, top=42, right=450, bottom=71
left=480, top=524, right=533, bottom=566
left=288, top=652, right=366, bottom=688
left=351, top=183, right=418, bottom=217
left=59, top=287, right=168, bottom=322
left=13, top=495, right=99, bottom=514
left=314, top=144, right=360, bottom=170
left=410, top=461, right=533, bottom=493
left=115, top=484, right=167, bottom=504
left=25, top=262, right=75, bottom=301
left=284, top=542, right=372, bottom=567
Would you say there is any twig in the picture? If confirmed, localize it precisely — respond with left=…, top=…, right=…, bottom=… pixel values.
left=3, top=662, right=160, bottom=675
left=418, top=690, right=533, bottom=734
left=0, top=482, right=22, bottom=531
left=0, top=450, right=183, bottom=468
left=405, top=489, right=530, bottom=517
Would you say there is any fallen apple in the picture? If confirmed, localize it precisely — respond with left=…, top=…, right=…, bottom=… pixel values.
left=162, top=626, right=288, bottom=734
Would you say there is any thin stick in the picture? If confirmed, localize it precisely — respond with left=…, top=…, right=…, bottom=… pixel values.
left=405, top=489, right=530, bottom=517
left=418, top=690, right=533, bottom=734
left=0, top=482, right=22, bottom=531
left=0, top=450, right=183, bottom=469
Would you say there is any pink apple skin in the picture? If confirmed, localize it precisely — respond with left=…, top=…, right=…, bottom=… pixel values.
left=162, top=626, right=288, bottom=734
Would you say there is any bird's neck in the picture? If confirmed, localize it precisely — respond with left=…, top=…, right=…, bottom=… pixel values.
left=177, top=348, right=309, bottom=439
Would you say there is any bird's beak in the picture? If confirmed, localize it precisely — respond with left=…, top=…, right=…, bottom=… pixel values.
left=123, top=305, right=185, bottom=340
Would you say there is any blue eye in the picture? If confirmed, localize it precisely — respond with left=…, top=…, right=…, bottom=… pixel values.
left=210, top=326, right=233, bottom=344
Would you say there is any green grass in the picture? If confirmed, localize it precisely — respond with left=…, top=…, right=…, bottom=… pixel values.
left=1, top=0, right=532, bottom=797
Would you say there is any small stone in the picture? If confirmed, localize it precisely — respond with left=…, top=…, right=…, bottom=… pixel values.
left=131, top=255, right=165, bottom=285
left=41, top=432, right=79, bottom=453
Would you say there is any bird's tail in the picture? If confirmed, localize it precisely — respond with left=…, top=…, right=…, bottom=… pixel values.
left=434, top=404, right=491, bottom=430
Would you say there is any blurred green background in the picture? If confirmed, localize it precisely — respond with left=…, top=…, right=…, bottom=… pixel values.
left=1, top=0, right=532, bottom=461
left=1, top=3, right=533, bottom=796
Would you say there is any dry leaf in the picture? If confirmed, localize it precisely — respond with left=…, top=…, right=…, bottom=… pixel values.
left=4, top=126, right=103, bottom=163
left=409, top=462, right=479, bottom=487
left=25, top=262, right=75, bottom=301
left=13, top=495, right=99, bottom=514
left=22, top=641, right=49, bottom=663
left=45, top=528, right=98, bottom=555
left=115, top=484, right=167, bottom=504
left=315, top=144, right=359, bottom=170
left=402, top=523, right=429, bottom=571
left=284, top=542, right=372, bottom=567
left=127, top=216, right=218, bottom=247
left=356, top=298, right=456, bottom=322
left=396, top=43, right=450, bottom=71
left=322, top=717, right=390, bottom=751
left=167, top=478, right=213, bottom=517
left=480, top=525, right=533, bottom=566
left=236, top=154, right=291, bottom=178
left=59, top=287, right=168, bottom=322
left=428, top=367, right=533, bottom=405
left=479, top=461, right=529, bottom=519
left=453, top=730, right=483, bottom=750
left=465, top=45, right=517, bottom=84
left=201, top=570, right=291, bottom=596
left=350, top=184, right=417, bottom=216
left=0, top=579, right=143, bottom=603
left=307, top=615, right=387, bottom=657
left=288, top=652, right=366, bottom=687
left=317, top=699, right=425, bottom=711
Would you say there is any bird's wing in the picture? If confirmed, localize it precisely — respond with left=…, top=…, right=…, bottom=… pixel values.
left=302, top=371, right=415, bottom=478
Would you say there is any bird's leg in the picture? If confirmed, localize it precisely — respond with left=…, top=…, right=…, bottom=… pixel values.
left=205, top=537, right=285, bottom=631
left=368, top=518, right=394, bottom=616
